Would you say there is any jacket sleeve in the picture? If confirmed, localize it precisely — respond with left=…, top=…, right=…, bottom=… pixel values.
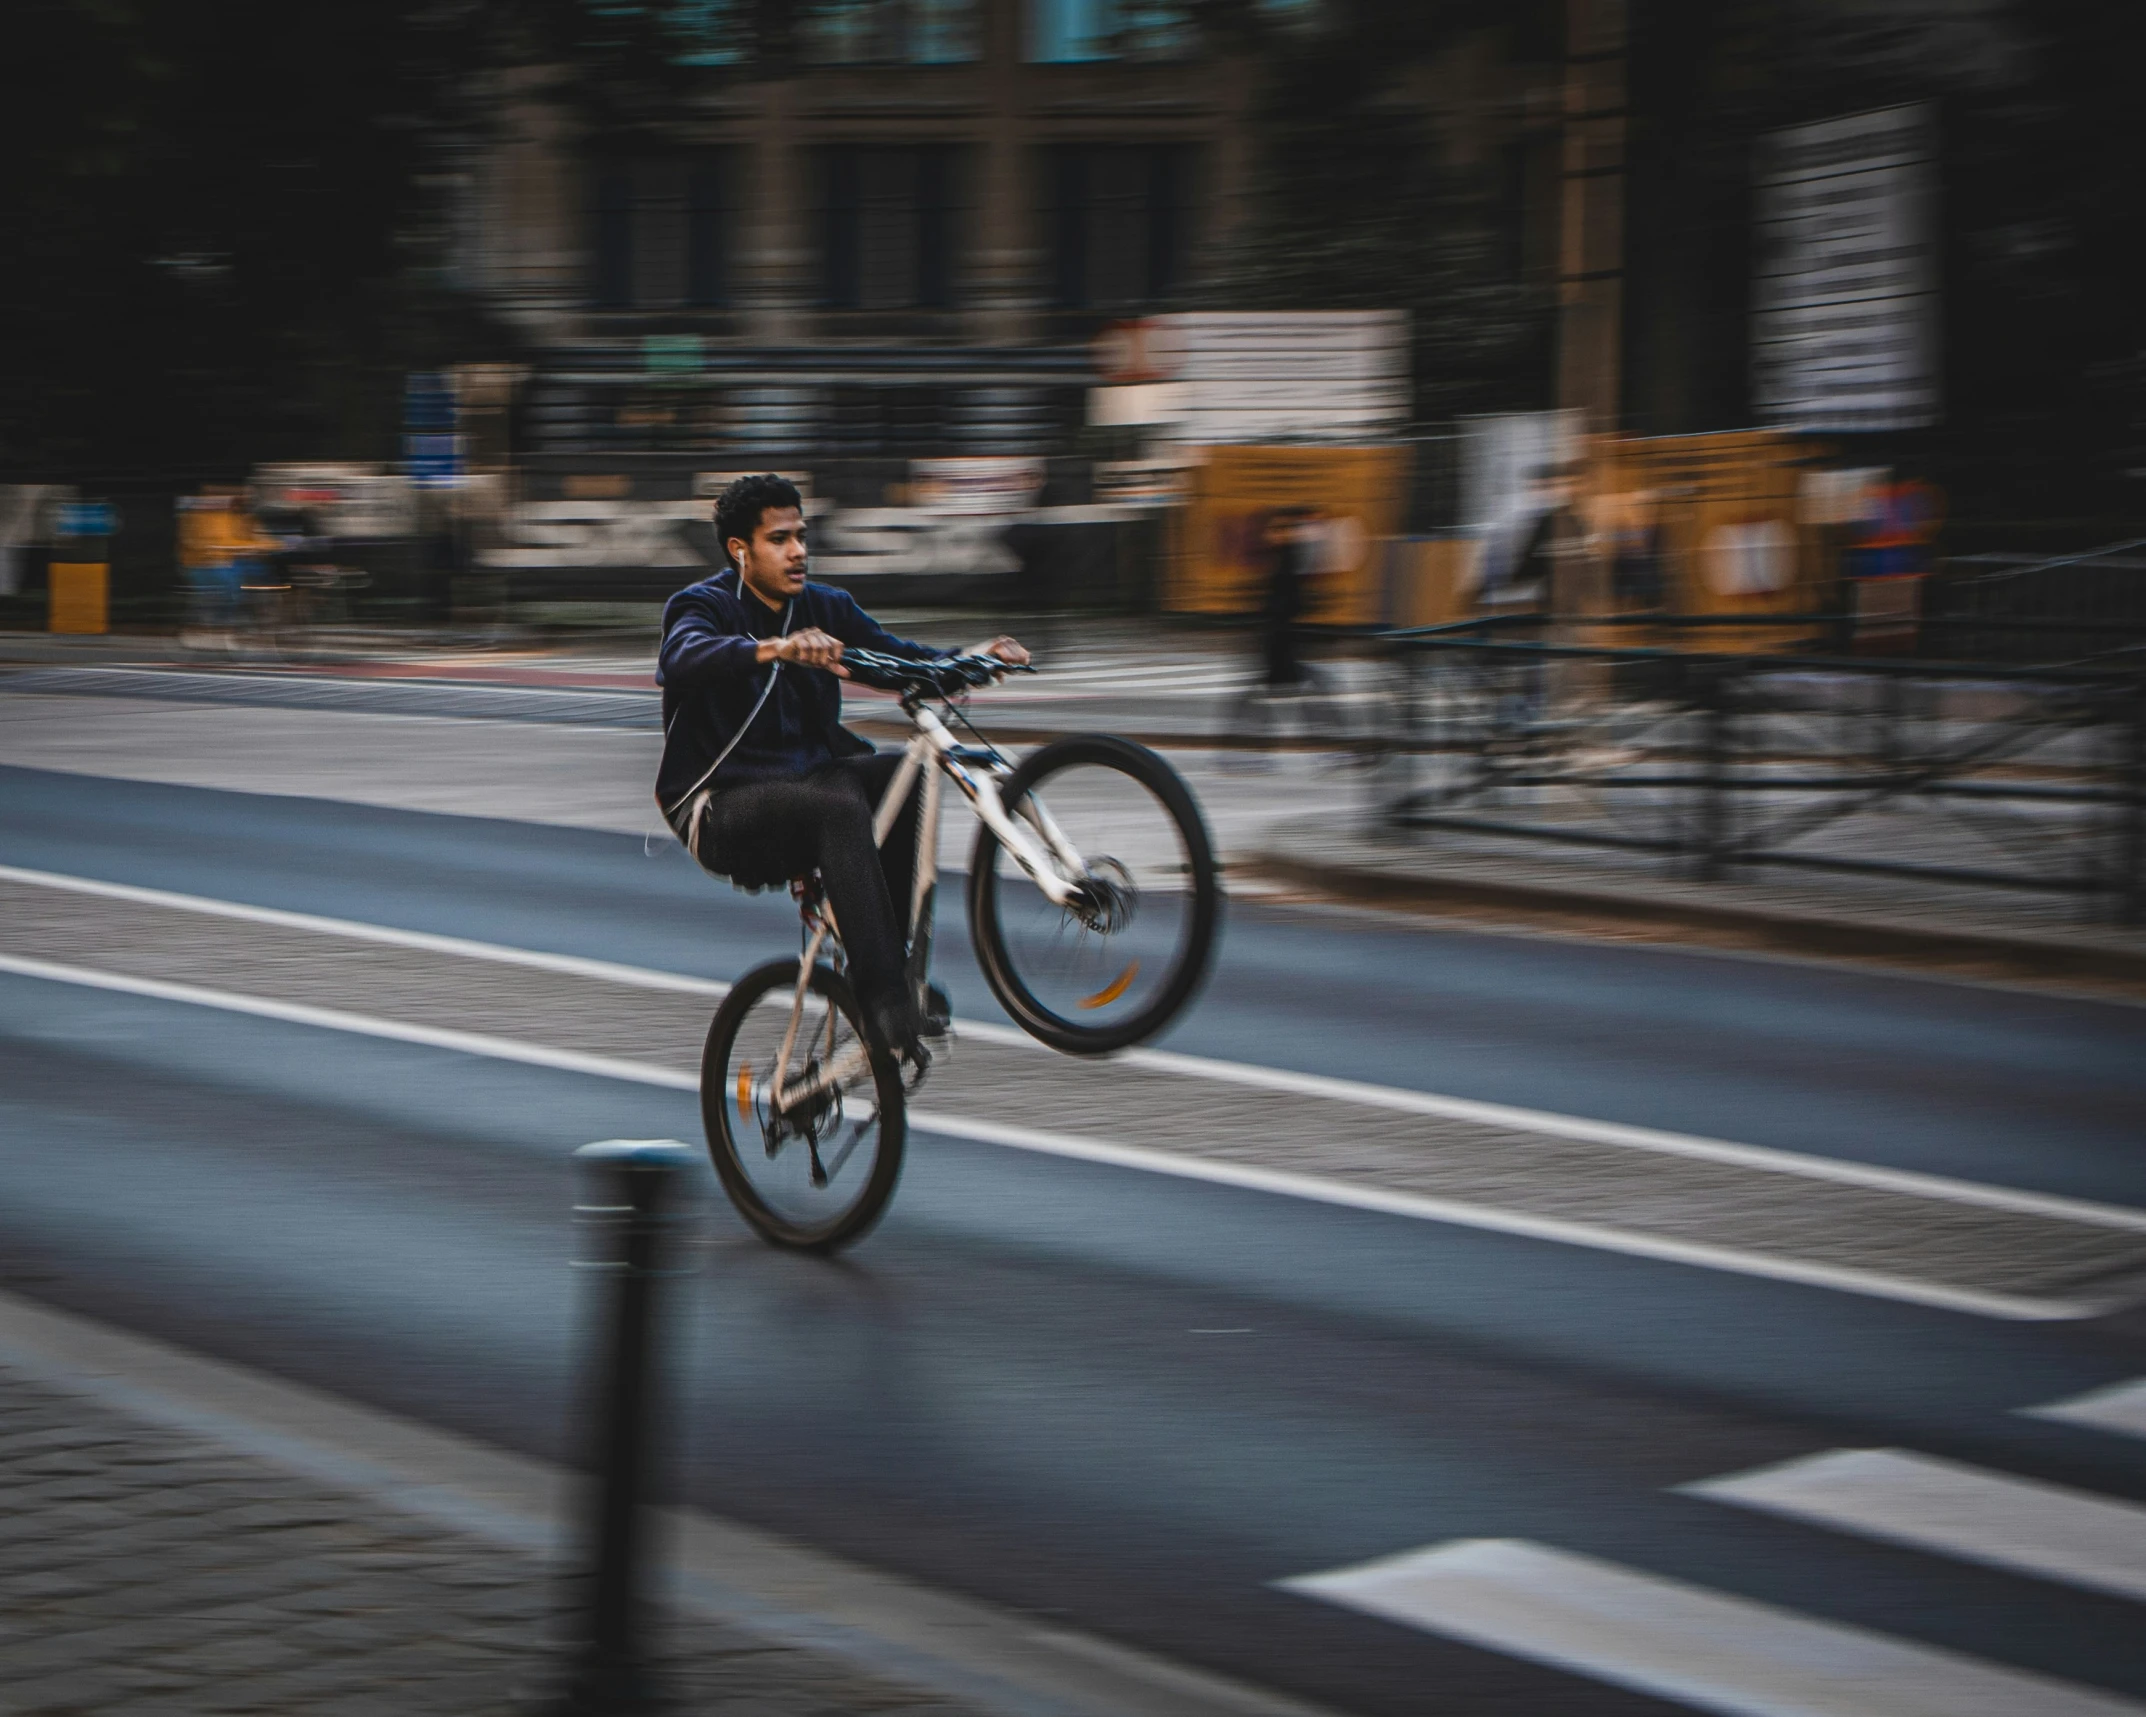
left=823, top=589, right=951, bottom=660
left=657, top=588, right=760, bottom=687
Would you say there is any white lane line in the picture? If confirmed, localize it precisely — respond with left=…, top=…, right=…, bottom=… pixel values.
left=0, top=952, right=2108, bottom=1323
left=2023, top=1378, right=2146, bottom=1441
left=0, top=863, right=730, bottom=996
left=0, top=952, right=703, bottom=1092
left=11, top=863, right=2144, bottom=1238
left=904, top=1111, right=2100, bottom=1320
left=1280, top=1538, right=2146, bottom=1717
left=1684, top=1448, right=2146, bottom=1604
left=1112, top=1043, right=2146, bottom=1236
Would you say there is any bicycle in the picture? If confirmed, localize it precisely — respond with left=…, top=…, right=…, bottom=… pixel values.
left=187, top=550, right=370, bottom=663
left=699, top=649, right=1221, bottom=1251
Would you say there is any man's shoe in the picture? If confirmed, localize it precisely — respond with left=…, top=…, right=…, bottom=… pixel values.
left=922, top=982, right=953, bottom=1041
left=868, top=996, right=932, bottom=1087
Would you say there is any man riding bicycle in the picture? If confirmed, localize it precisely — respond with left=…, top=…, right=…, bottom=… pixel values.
left=656, top=473, right=1029, bottom=1062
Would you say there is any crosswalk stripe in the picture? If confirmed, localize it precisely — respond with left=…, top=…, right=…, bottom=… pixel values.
left=1683, top=1447, right=2146, bottom=1603
left=2026, top=1378, right=2146, bottom=1441
left=1281, top=1538, right=2145, bottom=1717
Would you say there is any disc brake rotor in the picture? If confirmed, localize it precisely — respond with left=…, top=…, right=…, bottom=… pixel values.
left=1064, top=857, right=1140, bottom=1009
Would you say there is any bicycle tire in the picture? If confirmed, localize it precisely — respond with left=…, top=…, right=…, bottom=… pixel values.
left=968, top=734, right=1220, bottom=1055
left=701, top=958, right=906, bottom=1251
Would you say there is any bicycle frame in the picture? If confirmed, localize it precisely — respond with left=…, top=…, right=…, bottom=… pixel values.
left=761, top=699, right=1087, bottom=1120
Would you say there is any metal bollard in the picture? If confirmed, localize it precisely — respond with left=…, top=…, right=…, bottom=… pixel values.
left=560, top=1140, right=698, bottom=1715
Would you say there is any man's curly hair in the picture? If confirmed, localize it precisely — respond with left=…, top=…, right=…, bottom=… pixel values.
left=714, top=473, right=803, bottom=567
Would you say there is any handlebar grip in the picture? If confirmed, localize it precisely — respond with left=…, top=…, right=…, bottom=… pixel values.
left=839, top=648, right=1036, bottom=695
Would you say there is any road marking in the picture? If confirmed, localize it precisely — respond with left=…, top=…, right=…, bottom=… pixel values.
left=0, top=951, right=2111, bottom=1321
left=1280, top=1537, right=2146, bottom=1717
left=0, top=863, right=730, bottom=996
left=0, top=951, right=705, bottom=1091
left=12, top=862, right=2143, bottom=1238
left=2023, top=1378, right=2146, bottom=1441
left=902, top=1110, right=2106, bottom=1319
left=1113, top=1044, right=2146, bottom=1236
left=1684, top=1447, right=2146, bottom=1603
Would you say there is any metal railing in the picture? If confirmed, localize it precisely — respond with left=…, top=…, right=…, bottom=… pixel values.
left=1369, top=615, right=2146, bottom=923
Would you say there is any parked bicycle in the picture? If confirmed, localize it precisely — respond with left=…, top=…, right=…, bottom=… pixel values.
left=238, top=552, right=371, bottom=661
left=700, top=649, right=1220, bottom=1251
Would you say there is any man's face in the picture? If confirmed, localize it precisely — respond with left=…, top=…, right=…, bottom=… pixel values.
left=731, top=505, right=808, bottom=606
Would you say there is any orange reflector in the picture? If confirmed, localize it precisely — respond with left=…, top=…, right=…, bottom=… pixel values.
left=736, top=1063, right=753, bottom=1119
left=1078, top=961, right=1139, bottom=1010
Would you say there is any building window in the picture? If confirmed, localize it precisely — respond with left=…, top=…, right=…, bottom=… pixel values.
left=1046, top=145, right=1193, bottom=309
left=1254, top=0, right=1322, bottom=30
left=819, top=146, right=963, bottom=310
left=1027, top=0, right=1192, bottom=62
left=589, top=155, right=730, bottom=311
left=665, top=0, right=750, bottom=65
left=803, top=0, right=978, bottom=64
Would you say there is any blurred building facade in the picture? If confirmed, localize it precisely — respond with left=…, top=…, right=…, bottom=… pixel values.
left=451, top=0, right=1563, bottom=462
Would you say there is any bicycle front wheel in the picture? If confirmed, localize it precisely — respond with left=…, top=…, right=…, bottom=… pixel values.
left=968, top=735, right=1219, bottom=1055
left=701, top=959, right=906, bottom=1251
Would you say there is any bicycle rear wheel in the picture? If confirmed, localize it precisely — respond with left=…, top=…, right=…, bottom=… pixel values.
left=701, top=958, right=906, bottom=1251
left=968, top=735, right=1219, bottom=1055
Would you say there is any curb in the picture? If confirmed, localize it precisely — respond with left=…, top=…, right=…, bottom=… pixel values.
left=1243, top=845, right=2146, bottom=991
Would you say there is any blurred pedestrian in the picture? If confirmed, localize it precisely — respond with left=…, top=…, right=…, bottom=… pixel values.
left=1260, top=505, right=1318, bottom=691
left=176, top=487, right=273, bottom=647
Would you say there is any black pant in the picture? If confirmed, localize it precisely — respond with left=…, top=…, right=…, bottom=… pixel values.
left=697, top=753, right=922, bottom=1026
left=1262, top=620, right=1302, bottom=689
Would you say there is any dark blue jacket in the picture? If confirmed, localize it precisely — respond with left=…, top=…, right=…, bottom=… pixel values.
left=654, top=570, right=947, bottom=815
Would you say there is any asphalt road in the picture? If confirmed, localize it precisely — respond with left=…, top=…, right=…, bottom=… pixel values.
left=4, top=753, right=2146, bottom=1715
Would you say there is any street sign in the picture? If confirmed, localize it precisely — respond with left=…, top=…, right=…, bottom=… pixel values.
left=1752, top=103, right=1940, bottom=432
left=404, top=372, right=461, bottom=487
left=55, top=501, right=116, bottom=538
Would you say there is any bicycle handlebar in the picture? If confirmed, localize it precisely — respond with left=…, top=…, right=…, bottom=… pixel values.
left=839, top=649, right=1035, bottom=698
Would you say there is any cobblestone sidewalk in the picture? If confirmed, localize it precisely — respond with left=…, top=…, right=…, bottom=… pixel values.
left=0, top=1364, right=974, bottom=1716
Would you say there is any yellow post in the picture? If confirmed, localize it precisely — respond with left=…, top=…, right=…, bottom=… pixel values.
left=49, top=562, right=109, bottom=634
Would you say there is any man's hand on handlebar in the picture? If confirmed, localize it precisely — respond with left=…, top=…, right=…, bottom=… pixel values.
left=969, top=635, right=1031, bottom=667
left=758, top=628, right=849, bottom=675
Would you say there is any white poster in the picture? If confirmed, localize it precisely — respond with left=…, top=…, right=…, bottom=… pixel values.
left=1459, top=410, right=1582, bottom=596
left=1752, top=102, right=1940, bottom=431
left=1100, top=312, right=1410, bottom=445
